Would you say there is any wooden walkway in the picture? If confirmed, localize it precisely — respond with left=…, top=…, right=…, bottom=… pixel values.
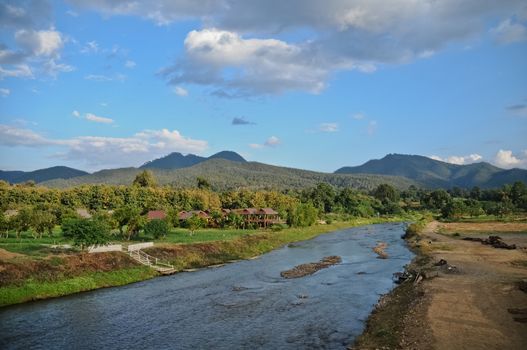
left=127, top=249, right=176, bottom=275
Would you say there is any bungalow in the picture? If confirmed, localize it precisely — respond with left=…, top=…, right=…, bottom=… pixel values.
left=232, top=207, right=280, bottom=227
left=147, top=210, right=167, bottom=221
left=177, top=210, right=210, bottom=221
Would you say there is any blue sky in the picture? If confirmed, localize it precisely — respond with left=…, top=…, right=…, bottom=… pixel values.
left=1, top=0, right=526, bottom=172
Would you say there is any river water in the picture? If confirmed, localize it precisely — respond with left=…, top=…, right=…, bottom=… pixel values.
left=0, top=223, right=413, bottom=349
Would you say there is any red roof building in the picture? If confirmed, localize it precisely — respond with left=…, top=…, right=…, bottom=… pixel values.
left=147, top=210, right=167, bottom=220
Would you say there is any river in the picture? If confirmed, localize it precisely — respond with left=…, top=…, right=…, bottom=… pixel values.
left=0, top=223, right=413, bottom=349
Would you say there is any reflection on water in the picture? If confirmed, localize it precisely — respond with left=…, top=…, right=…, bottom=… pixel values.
left=0, top=223, right=413, bottom=349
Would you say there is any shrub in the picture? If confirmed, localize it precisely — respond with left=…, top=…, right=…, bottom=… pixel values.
left=61, top=218, right=110, bottom=249
left=144, top=219, right=169, bottom=239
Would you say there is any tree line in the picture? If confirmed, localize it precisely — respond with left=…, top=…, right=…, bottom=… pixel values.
left=1, top=172, right=526, bottom=246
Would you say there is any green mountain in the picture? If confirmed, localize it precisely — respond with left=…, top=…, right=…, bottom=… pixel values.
left=335, top=154, right=527, bottom=188
left=42, top=159, right=418, bottom=190
left=140, top=150, right=246, bottom=170
left=0, top=166, right=89, bottom=184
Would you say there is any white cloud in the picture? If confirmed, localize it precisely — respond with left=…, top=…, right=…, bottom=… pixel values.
left=249, top=136, right=281, bottom=149
left=429, top=153, right=483, bottom=165
left=493, top=149, right=527, bottom=169
left=161, top=28, right=332, bottom=96
left=0, top=124, right=208, bottom=168
left=124, top=60, right=136, bottom=68
left=0, top=64, right=33, bottom=79
left=85, top=113, right=114, bottom=124
left=506, top=104, right=527, bottom=117
left=367, top=120, right=378, bottom=135
left=352, top=113, right=365, bottom=120
left=70, top=0, right=527, bottom=96
left=66, top=10, right=79, bottom=17
left=72, top=110, right=81, bottom=118
left=0, top=1, right=72, bottom=80
left=490, top=19, right=527, bottom=44
left=84, top=73, right=126, bottom=82
left=0, top=124, right=55, bottom=147
left=319, top=123, right=339, bottom=132
left=15, top=29, right=64, bottom=57
left=0, top=88, right=10, bottom=97
left=264, top=136, right=280, bottom=147
left=173, top=86, right=188, bottom=96
left=81, top=41, right=99, bottom=54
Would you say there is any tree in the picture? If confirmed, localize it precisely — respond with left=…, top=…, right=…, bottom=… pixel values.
left=13, top=207, right=32, bottom=239
left=144, top=219, right=169, bottom=239
left=197, top=177, right=211, bottom=190
left=0, top=211, right=12, bottom=238
left=426, top=189, right=451, bottom=210
left=510, top=181, right=527, bottom=207
left=287, top=203, right=318, bottom=227
left=132, top=170, right=157, bottom=187
left=441, top=200, right=467, bottom=219
left=31, top=210, right=56, bottom=239
left=373, top=184, right=399, bottom=203
left=113, top=205, right=141, bottom=235
left=125, top=213, right=146, bottom=240
left=185, top=214, right=205, bottom=234
left=61, top=218, right=110, bottom=250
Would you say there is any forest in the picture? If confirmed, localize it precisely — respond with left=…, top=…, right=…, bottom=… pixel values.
left=1, top=170, right=526, bottom=247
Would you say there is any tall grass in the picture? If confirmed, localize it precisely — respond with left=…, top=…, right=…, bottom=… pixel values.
left=0, top=267, right=157, bottom=307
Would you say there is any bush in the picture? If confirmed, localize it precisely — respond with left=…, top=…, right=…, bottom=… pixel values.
left=271, top=224, right=285, bottom=232
left=287, top=203, right=318, bottom=227
left=61, top=218, right=110, bottom=249
left=144, top=219, right=169, bottom=239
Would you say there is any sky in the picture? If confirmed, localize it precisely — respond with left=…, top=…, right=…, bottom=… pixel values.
left=0, top=0, right=526, bottom=173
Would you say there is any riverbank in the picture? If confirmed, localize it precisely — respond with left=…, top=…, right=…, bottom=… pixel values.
left=353, top=220, right=527, bottom=349
left=0, top=215, right=412, bottom=308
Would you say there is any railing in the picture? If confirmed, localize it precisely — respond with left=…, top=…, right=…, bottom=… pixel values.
left=129, top=249, right=174, bottom=272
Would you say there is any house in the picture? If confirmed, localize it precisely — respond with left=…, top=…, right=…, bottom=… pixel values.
left=232, top=207, right=280, bottom=227
left=177, top=210, right=210, bottom=221
left=147, top=210, right=167, bottom=221
left=257, top=208, right=280, bottom=227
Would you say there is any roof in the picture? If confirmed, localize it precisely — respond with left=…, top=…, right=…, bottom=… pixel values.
left=259, top=208, right=278, bottom=215
left=4, top=209, right=18, bottom=217
left=147, top=210, right=167, bottom=220
left=76, top=208, right=92, bottom=219
left=233, top=208, right=258, bottom=215
left=178, top=210, right=210, bottom=220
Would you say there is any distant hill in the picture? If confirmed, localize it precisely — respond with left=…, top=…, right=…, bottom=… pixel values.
left=140, top=150, right=246, bottom=170
left=335, top=154, right=527, bottom=188
left=0, top=166, right=89, bottom=184
left=42, top=159, right=418, bottom=190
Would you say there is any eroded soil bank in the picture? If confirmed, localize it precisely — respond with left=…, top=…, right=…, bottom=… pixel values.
left=354, top=221, right=527, bottom=349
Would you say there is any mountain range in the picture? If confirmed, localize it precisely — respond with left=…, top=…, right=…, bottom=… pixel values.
left=2, top=152, right=526, bottom=190
left=0, top=166, right=88, bottom=184
left=335, top=154, right=527, bottom=189
left=140, top=150, right=246, bottom=169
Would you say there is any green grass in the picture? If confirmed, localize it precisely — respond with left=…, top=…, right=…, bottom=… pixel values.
left=441, top=214, right=527, bottom=223
left=0, top=243, right=59, bottom=257
left=0, top=266, right=157, bottom=307
left=161, top=228, right=258, bottom=244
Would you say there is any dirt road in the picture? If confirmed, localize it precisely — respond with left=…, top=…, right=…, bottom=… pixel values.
left=408, top=221, right=527, bottom=349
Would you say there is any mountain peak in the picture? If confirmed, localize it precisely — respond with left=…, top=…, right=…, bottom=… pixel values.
left=140, top=150, right=246, bottom=170
left=335, top=153, right=527, bottom=188
left=208, top=151, right=246, bottom=163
